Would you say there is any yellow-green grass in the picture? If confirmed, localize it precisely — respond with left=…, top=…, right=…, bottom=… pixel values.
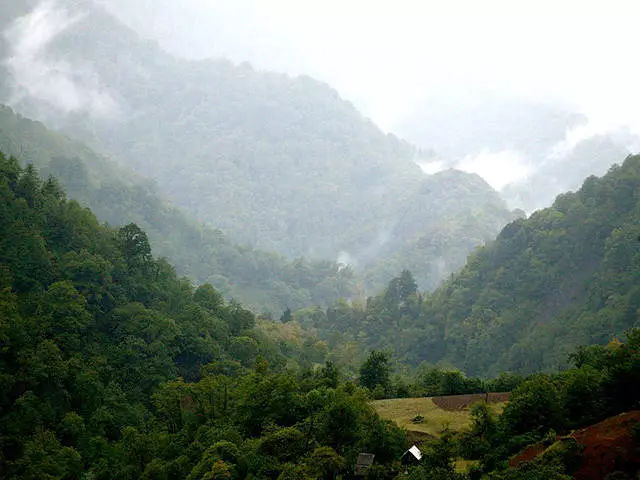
left=455, top=459, right=480, bottom=473
left=371, top=397, right=506, bottom=438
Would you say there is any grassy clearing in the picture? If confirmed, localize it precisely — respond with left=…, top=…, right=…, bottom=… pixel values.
left=455, top=459, right=480, bottom=473
left=371, top=397, right=506, bottom=438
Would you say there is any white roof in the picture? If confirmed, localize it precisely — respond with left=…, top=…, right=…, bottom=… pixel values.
left=408, top=445, right=422, bottom=460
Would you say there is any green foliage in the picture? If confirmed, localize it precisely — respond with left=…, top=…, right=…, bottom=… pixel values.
left=305, top=446, right=345, bottom=479
left=13, top=430, right=82, bottom=480
left=279, top=307, right=292, bottom=324
left=501, top=376, right=563, bottom=435
left=403, top=430, right=466, bottom=480
left=488, top=458, right=572, bottom=480
left=0, top=105, right=356, bottom=314
left=458, top=401, right=498, bottom=459
left=541, top=438, right=583, bottom=474
left=3, top=151, right=640, bottom=480
left=0, top=159, right=412, bottom=479
left=359, top=351, right=392, bottom=392
left=449, top=332, right=640, bottom=479
left=259, top=427, right=306, bottom=462
left=311, top=155, right=640, bottom=376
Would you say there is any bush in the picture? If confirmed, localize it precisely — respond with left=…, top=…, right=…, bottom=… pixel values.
left=372, top=385, right=386, bottom=400
left=542, top=438, right=583, bottom=474
left=501, top=376, right=564, bottom=435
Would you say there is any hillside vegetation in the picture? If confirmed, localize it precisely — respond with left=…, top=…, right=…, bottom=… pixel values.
left=0, top=152, right=409, bottom=479
left=2, top=144, right=640, bottom=479
left=0, top=0, right=517, bottom=292
left=0, top=105, right=355, bottom=313
left=423, top=154, right=640, bottom=375
left=302, top=154, right=640, bottom=376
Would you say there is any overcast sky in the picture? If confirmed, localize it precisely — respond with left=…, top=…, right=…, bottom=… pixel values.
left=93, top=0, right=640, bottom=135
left=6, top=0, right=639, bottom=194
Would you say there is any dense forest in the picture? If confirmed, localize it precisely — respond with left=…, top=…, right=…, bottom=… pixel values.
left=0, top=105, right=355, bottom=313
left=1, top=153, right=640, bottom=479
left=2, top=3, right=640, bottom=479
left=0, top=152, right=403, bottom=479
left=0, top=0, right=518, bottom=293
left=296, top=155, right=640, bottom=376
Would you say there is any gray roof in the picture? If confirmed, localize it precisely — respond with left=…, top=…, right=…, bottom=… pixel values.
left=356, top=453, right=375, bottom=466
left=356, top=453, right=375, bottom=475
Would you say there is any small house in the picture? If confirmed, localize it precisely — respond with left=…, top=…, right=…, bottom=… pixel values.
left=400, top=445, right=422, bottom=466
left=355, top=453, right=375, bottom=476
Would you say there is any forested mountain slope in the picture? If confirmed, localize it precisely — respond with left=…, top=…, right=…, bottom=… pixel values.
left=417, top=154, right=640, bottom=375
left=301, top=154, right=640, bottom=376
left=502, top=133, right=632, bottom=212
left=0, top=0, right=517, bottom=292
left=2, top=147, right=640, bottom=480
left=0, top=153, right=409, bottom=479
left=361, top=169, right=522, bottom=291
left=0, top=105, right=354, bottom=312
left=421, top=154, right=640, bottom=375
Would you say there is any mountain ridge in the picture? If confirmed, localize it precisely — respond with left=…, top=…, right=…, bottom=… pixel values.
left=0, top=0, right=518, bottom=293
left=0, top=104, right=356, bottom=312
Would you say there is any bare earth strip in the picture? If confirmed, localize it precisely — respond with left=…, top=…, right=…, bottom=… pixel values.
left=432, top=392, right=511, bottom=411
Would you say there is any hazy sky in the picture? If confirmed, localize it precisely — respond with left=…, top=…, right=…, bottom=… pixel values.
left=93, top=0, right=640, bottom=135
left=5, top=0, right=640, bottom=195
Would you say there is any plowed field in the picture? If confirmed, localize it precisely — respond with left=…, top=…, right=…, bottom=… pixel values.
left=432, top=392, right=511, bottom=411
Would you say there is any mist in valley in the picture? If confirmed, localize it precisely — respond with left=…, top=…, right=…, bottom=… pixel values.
left=4, top=0, right=640, bottom=216
left=3, top=3, right=640, bottom=479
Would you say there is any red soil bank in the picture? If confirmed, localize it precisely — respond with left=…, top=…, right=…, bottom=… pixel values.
left=509, top=411, right=640, bottom=479
left=509, top=442, right=549, bottom=467
left=571, top=411, right=640, bottom=480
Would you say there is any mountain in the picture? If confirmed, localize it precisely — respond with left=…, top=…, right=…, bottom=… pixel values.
left=0, top=104, right=355, bottom=312
left=0, top=153, right=410, bottom=479
left=415, top=153, right=640, bottom=375
left=0, top=0, right=517, bottom=292
left=300, top=153, right=640, bottom=376
left=360, top=169, right=522, bottom=291
left=397, top=94, right=636, bottom=213
left=502, top=133, right=633, bottom=211
left=2, top=141, right=640, bottom=480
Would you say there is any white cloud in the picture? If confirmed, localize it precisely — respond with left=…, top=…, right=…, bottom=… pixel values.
left=4, top=0, right=120, bottom=118
left=457, top=150, right=533, bottom=191
left=93, top=0, right=640, bottom=133
left=417, top=160, right=447, bottom=176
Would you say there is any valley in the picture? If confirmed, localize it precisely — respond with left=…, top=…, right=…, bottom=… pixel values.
left=0, top=1, right=639, bottom=479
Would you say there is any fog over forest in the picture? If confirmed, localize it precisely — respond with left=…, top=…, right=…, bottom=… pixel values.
left=93, top=0, right=640, bottom=207
left=3, top=2, right=640, bottom=479
left=1, top=0, right=639, bottom=292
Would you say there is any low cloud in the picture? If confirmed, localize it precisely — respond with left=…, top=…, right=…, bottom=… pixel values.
left=3, top=0, right=120, bottom=118
left=416, top=159, right=448, bottom=176
left=457, top=150, right=533, bottom=191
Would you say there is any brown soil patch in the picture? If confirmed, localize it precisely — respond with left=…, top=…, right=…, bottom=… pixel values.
left=509, top=441, right=549, bottom=467
left=571, top=411, right=640, bottom=480
left=431, top=392, right=511, bottom=411
left=509, top=411, right=640, bottom=479
left=407, top=430, right=436, bottom=446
